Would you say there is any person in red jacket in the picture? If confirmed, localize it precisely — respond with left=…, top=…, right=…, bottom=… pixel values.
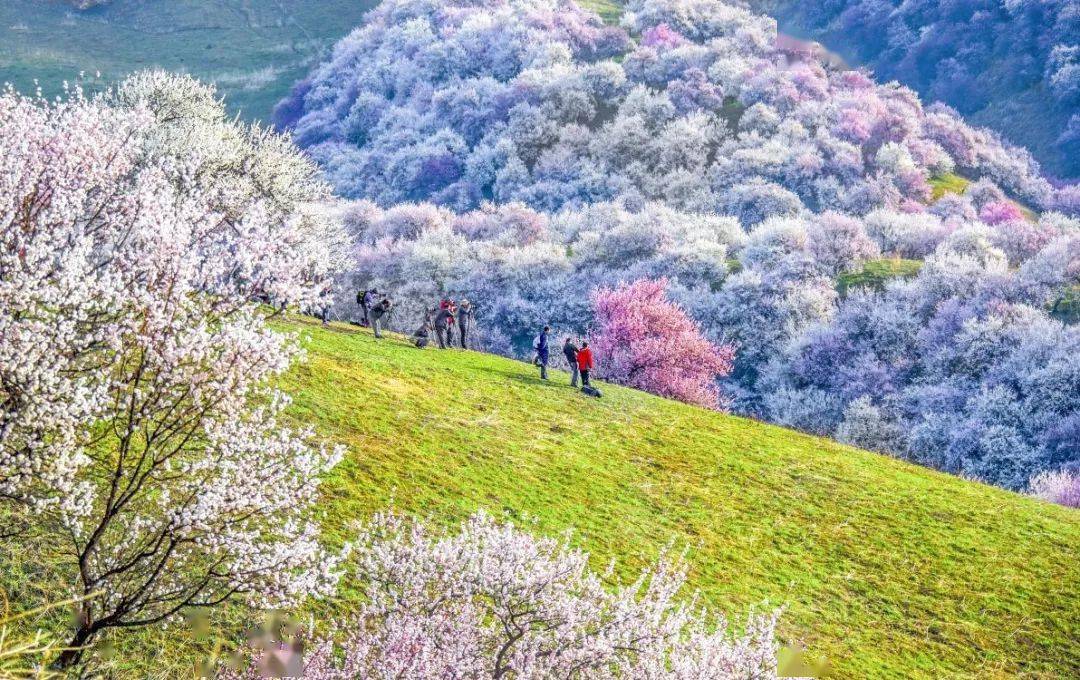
left=576, top=341, right=594, bottom=388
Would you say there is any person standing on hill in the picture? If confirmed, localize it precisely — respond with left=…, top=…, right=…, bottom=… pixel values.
left=577, top=340, right=594, bottom=388
left=370, top=296, right=392, bottom=339
left=563, top=337, right=579, bottom=387
left=434, top=304, right=454, bottom=349
left=359, top=288, right=378, bottom=326
left=457, top=299, right=474, bottom=349
left=535, top=326, right=551, bottom=380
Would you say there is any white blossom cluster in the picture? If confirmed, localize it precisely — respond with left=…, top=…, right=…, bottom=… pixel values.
left=277, top=0, right=1076, bottom=217
left=0, top=77, right=351, bottom=664
left=225, top=511, right=782, bottom=679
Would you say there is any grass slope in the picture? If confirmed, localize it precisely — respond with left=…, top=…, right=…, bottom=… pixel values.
left=837, top=258, right=923, bottom=297
left=0, top=0, right=376, bottom=123
left=929, top=172, right=972, bottom=201
left=580, top=0, right=624, bottom=24
left=279, top=317, right=1076, bottom=679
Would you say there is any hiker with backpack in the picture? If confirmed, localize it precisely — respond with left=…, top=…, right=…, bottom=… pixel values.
left=577, top=340, right=596, bottom=394
left=369, top=296, right=393, bottom=339
left=358, top=288, right=378, bottom=326
left=535, top=326, right=551, bottom=380
left=457, top=299, right=474, bottom=349
left=433, top=304, right=454, bottom=349
left=563, top=337, right=579, bottom=387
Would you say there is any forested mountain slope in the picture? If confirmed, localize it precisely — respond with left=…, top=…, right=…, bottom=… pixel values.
left=746, top=0, right=1080, bottom=181
left=279, top=0, right=1080, bottom=497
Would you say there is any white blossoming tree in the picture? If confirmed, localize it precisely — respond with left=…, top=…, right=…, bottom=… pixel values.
left=0, top=79, right=349, bottom=668
left=225, top=511, right=782, bottom=679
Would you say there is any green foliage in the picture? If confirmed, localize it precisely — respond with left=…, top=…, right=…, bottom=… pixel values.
left=836, top=258, right=923, bottom=297
left=929, top=172, right=971, bottom=200
left=1051, top=285, right=1080, bottom=325
left=580, top=0, right=623, bottom=24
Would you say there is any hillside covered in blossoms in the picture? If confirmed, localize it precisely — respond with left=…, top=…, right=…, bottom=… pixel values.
left=1, top=0, right=1077, bottom=677
left=274, top=0, right=1080, bottom=495
left=746, top=0, right=1080, bottom=181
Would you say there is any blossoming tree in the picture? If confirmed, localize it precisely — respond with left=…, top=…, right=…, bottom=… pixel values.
left=1030, top=469, right=1080, bottom=509
left=591, top=279, right=735, bottom=409
left=0, top=83, right=347, bottom=667
left=225, top=511, right=782, bottom=679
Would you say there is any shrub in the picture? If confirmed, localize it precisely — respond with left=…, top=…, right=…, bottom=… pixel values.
left=1029, top=470, right=1080, bottom=509
left=223, top=511, right=782, bottom=679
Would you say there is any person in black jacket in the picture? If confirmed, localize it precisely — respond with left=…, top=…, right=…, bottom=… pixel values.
left=369, top=297, right=392, bottom=339
left=433, top=305, right=454, bottom=349
left=412, top=309, right=433, bottom=348
left=535, top=326, right=550, bottom=379
left=456, top=299, right=474, bottom=349
left=358, top=288, right=378, bottom=326
left=563, top=337, right=579, bottom=387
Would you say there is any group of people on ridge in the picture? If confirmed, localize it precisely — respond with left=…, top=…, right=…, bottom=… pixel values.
left=412, top=298, right=474, bottom=349
left=534, top=326, right=598, bottom=395
left=357, top=290, right=597, bottom=396
left=359, top=288, right=473, bottom=349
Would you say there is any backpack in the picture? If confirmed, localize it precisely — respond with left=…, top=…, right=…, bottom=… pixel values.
left=356, top=290, right=366, bottom=304
left=581, top=385, right=602, bottom=398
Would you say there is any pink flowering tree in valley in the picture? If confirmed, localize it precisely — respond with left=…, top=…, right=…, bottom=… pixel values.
left=979, top=200, right=1026, bottom=226
left=224, top=511, right=782, bottom=679
left=591, top=279, right=735, bottom=409
left=0, top=84, right=347, bottom=668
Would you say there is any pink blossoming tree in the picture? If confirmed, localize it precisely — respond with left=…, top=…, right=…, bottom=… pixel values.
left=591, top=279, right=735, bottom=409
left=979, top=200, right=1025, bottom=225
left=224, top=511, right=781, bottom=679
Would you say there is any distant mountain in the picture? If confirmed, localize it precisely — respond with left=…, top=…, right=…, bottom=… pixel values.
left=0, top=0, right=376, bottom=122
left=746, top=0, right=1080, bottom=181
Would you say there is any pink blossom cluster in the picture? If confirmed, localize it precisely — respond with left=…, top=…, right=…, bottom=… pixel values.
left=592, top=278, right=735, bottom=409
left=225, top=511, right=782, bottom=679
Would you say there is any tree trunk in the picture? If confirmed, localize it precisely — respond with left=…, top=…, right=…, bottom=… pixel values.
left=53, top=624, right=96, bottom=670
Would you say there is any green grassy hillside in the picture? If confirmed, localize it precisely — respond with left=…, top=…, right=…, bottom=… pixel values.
left=284, top=318, right=1076, bottom=678
left=837, top=258, right=923, bottom=297
left=0, top=0, right=377, bottom=123
left=2, top=316, right=1078, bottom=677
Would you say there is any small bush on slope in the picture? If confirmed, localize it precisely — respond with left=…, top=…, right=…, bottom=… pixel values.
left=1030, top=469, right=1080, bottom=509
left=223, top=511, right=780, bottom=679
